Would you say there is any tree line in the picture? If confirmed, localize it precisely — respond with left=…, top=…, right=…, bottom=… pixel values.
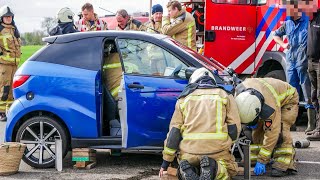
left=21, top=17, right=56, bottom=46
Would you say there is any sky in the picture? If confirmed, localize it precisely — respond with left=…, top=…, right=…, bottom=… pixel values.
left=0, top=0, right=168, bottom=33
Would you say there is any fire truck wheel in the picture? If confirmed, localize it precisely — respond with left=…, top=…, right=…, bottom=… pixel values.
left=264, top=70, right=286, bottom=82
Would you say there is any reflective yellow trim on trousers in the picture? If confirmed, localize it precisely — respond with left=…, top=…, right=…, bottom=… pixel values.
left=257, top=79, right=295, bottom=107
left=103, top=63, right=121, bottom=69
left=187, top=21, right=195, bottom=49
left=110, top=86, right=120, bottom=98
left=251, top=154, right=258, bottom=161
left=274, top=147, right=294, bottom=155
left=182, top=132, right=228, bottom=140
left=275, top=157, right=291, bottom=165
left=217, top=160, right=229, bottom=180
left=250, top=144, right=261, bottom=151
left=163, top=146, right=176, bottom=156
left=259, top=148, right=272, bottom=157
left=0, top=106, right=6, bottom=110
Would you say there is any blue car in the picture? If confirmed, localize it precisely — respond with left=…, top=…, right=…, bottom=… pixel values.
left=5, top=31, right=232, bottom=168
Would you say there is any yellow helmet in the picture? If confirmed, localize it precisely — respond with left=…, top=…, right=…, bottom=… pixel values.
left=189, top=67, right=215, bottom=84
left=57, top=7, right=75, bottom=23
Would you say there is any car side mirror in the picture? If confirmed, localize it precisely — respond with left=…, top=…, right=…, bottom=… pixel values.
left=185, top=67, right=197, bottom=80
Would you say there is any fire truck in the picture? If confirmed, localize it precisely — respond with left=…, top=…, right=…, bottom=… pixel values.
left=180, top=0, right=290, bottom=81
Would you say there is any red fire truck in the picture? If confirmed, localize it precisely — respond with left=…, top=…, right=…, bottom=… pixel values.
left=180, top=0, right=291, bottom=80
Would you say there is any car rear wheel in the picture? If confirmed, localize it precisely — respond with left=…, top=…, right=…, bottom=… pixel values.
left=16, top=116, right=68, bottom=168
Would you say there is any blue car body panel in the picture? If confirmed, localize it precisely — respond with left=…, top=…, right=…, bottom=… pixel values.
left=124, top=74, right=188, bottom=147
left=5, top=31, right=234, bottom=149
left=5, top=61, right=99, bottom=141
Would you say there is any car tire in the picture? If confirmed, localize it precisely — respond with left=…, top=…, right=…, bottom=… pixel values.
left=264, top=70, right=286, bottom=81
left=16, top=115, right=68, bottom=168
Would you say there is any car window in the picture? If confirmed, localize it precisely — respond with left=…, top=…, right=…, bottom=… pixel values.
left=116, top=39, right=189, bottom=78
left=31, top=37, right=102, bottom=71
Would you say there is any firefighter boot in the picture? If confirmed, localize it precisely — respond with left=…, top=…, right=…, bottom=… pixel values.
left=178, top=160, right=199, bottom=180
left=305, top=108, right=316, bottom=133
left=199, top=156, right=217, bottom=180
left=307, top=131, right=320, bottom=141
left=0, top=113, right=6, bottom=121
left=271, top=168, right=296, bottom=177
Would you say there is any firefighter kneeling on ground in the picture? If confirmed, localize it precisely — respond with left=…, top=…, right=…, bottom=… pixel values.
left=159, top=68, right=241, bottom=180
left=234, top=78, right=299, bottom=177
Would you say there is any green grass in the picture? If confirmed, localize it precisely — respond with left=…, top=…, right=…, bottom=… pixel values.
left=20, top=45, right=43, bottom=66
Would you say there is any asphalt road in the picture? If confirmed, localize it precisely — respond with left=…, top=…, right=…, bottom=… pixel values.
left=1, top=119, right=320, bottom=180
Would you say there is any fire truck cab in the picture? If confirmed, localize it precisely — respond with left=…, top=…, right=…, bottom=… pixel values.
left=180, top=0, right=288, bottom=81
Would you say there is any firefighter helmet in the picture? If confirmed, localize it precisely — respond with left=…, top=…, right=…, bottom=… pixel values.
left=189, top=67, right=215, bottom=84
left=0, top=5, right=14, bottom=18
left=57, top=7, right=75, bottom=23
left=235, top=90, right=262, bottom=124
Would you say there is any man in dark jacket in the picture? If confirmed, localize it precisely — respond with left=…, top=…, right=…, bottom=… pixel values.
left=306, top=0, right=320, bottom=140
left=49, top=7, right=78, bottom=36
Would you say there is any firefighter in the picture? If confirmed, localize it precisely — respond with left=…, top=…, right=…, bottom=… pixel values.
left=115, top=9, right=145, bottom=31
left=162, top=0, right=196, bottom=51
left=0, top=5, right=21, bottom=121
left=49, top=7, right=79, bottom=36
left=159, top=68, right=241, bottom=180
left=273, top=0, right=315, bottom=133
left=103, top=44, right=122, bottom=99
left=235, top=78, right=299, bottom=177
left=144, top=4, right=163, bottom=33
left=75, top=3, right=108, bottom=31
left=306, top=0, right=320, bottom=140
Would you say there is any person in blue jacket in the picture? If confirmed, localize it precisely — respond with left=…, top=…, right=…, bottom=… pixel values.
left=273, top=0, right=315, bottom=133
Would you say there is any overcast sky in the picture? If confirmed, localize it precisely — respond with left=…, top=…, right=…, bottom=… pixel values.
left=0, top=0, right=168, bottom=33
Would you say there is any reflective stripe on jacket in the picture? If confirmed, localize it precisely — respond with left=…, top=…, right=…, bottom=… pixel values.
left=0, top=23, right=21, bottom=65
left=162, top=9, right=196, bottom=51
left=163, top=88, right=241, bottom=162
left=239, top=78, right=298, bottom=164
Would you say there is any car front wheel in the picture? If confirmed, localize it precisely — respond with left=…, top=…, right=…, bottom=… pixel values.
left=16, top=115, right=68, bottom=168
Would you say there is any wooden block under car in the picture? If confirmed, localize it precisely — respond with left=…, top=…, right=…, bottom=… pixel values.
left=72, top=148, right=97, bottom=169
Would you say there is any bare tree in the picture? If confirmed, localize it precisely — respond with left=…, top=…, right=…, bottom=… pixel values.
left=41, top=17, right=57, bottom=35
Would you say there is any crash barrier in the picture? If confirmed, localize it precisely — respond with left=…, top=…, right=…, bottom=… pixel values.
left=294, top=139, right=310, bottom=148
left=0, top=142, right=26, bottom=176
left=55, top=137, right=63, bottom=171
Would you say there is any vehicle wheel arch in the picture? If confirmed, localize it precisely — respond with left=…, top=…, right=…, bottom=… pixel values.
left=254, top=51, right=287, bottom=80
left=12, top=110, right=71, bottom=149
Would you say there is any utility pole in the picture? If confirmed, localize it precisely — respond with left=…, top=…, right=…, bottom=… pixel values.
left=149, top=0, right=152, bottom=17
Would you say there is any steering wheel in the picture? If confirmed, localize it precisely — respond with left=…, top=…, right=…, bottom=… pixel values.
left=170, top=64, right=183, bottom=77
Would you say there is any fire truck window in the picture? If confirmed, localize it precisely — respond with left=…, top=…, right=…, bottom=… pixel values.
left=213, top=0, right=250, bottom=5
left=117, top=39, right=188, bottom=78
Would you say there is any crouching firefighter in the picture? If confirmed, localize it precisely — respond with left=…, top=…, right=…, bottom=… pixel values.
left=159, top=68, right=241, bottom=180
left=234, top=78, right=299, bottom=177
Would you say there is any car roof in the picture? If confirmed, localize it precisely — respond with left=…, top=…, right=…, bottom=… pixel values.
left=43, top=31, right=168, bottom=44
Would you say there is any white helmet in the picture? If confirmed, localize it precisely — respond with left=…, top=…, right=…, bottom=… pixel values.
left=235, top=90, right=262, bottom=124
left=57, top=7, right=74, bottom=23
left=189, top=67, right=215, bottom=84
left=0, top=5, right=14, bottom=18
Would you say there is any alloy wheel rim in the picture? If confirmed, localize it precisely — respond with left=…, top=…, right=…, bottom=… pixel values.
left=19, top=121, right=61, bottom=165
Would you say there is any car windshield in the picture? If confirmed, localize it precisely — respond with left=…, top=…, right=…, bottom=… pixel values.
left=163, top=37, right=226, bottom=73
